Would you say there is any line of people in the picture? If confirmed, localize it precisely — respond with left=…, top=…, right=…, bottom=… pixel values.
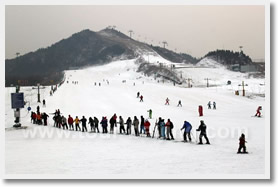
left=39, top=109, right=212, bottom=145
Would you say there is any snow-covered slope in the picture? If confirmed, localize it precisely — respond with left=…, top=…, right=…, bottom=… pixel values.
left=5, top=58, right=266, bottom=178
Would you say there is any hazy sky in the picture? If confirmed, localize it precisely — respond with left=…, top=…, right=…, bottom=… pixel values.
left=5, top=5, right=265, bottom=60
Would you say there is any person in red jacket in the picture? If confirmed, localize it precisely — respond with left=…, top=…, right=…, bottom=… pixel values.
left=68, top=115, right=74, bottom=130
left=140, top=95, right=143, bottom=102
left=144, top=119, right=151, bottom=137
left=255, top=106, right=262, bottom=117
left=198, top=105, right=203, bottom=116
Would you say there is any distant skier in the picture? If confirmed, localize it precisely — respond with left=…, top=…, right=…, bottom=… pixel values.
left=100, top=117, right=108, bottom=133
left=147, top=109, right=152, bottom=119
left=31, top=112, right=37, bottom=124
left=68, top=115, right=74, bottom=130
left=137, top=92, right=140, bottom=98
left=165, top=98, right=170, bottom=105
left=196, top=120, right=210, bottom=144
left=177, top=100, right=182, bottom=107
left=157, top=117, right=162, bottom=138
left=140, top=95, right=144, bottom=102
left=42, top=113, right=49, bottom=126
left=74, top=116, right=81, bottom=131
left=160, top=119, right=166, bottom=139
left=42, top=99, right=46, bottom=107
left=133, top=116, right=140, bottom=136
left=181, top=121, right=192, bottom=142
left=119, top=116, right=125, bottom=134
left=237, top=133, right=248, bottom=153
left=140, top=116, right=145, bottom=134
left=109, top=114, right=117, bottom=134
left=36, top=112, right=42, bottom=125
left=80, top=116, right=87, bottom=132
left=93, top=117, right=100, bottom=133
left=89, top=117, right=95, bottom=132
left=61, top=115, right=68, bottom=130
left=213, top=101, right=216, bottom=110
left=126, top=117, right=132, bottom=135
left=207, top=101, right=211, bottom=109
left=198, top=105, right=203, bottom=116
left=165, top=119, right=174, bottom=140
left=255, top=106, right=262, bottom=117
left=37, top=105, right=40, bottom=114
left=144, top=119, right=151, bottom=137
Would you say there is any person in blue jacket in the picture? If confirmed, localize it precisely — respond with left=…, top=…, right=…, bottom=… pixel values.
left=181, top=121, right=192, bottom=142
left=160, top=119, right=166, bottom=139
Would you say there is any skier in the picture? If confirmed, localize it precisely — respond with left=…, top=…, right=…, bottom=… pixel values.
left=177, top=100, right=182, bottom=107
left=61, top=115, right=68, bottom=130
left=140, top=116, right=145, bottom=134
left=137, top=92, right=140, bottom=98
left=255, top=106, right=262, bottom=117
left=74, top=116, right=81, bottom=131
left=109, top=114, right=117, bottom=134
left=119, top=116, right=125, bottom=134
left=157, top=117, right=162, bottom=138
left=80, top=116, right=87, bottom=132
left=42, top=112, right=49, bottom=126
left=207, top=101, right=211, bottom=109
left=126, top=117, right=132, bottom=135
left=237, top=133, right=248, bottom=153
left=31, top=112, right=37, bottom=124
left=165, top=98, right=170, bottom=105
left=133, top=116, right=139, bottom=136
left=100, top=117, right=108, bottom=133
left=213, top=101, right=216, bottom=109
left=198, top=105, right=203, bottom=116
left=42, top=99, right=46, bottom=107
left=37, top=105, right=40, bottom=114
left=68, top=115, right=74, bottom=130
left=140, top=95, right=144, bottom=102
left=36, top=112, right=42, bottom=125
left=160, top=119, right=166, bottom=139
left=56, top=114, right=62, bottom=128
left=147, top=109, right=152, bottom=119
left=89, top=117, right=95, bottom=132
left=94, top=117, right=100, bottom=133
left=165, top=119, right=174, bottom=140
left=196, top=120, right=210, bottom=144
left=144, top=119, right=151, bottom=137
left=181, top=121, right=192, bottom=142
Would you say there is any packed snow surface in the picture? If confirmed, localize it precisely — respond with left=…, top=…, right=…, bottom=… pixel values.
left=5, top=57, right=266, bottom=178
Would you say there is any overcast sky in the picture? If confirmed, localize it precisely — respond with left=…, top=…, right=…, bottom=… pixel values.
left=5, top=5, right=265, bottom=60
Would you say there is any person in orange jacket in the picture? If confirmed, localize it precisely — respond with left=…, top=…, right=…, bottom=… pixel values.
left=74, top=116, right=81, bottom=131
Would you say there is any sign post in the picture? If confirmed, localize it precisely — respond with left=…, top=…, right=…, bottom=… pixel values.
left=11, top=86, right=24, bottom=127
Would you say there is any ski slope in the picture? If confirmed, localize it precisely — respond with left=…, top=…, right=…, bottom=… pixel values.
left=5, top=57, right=266, bottom=178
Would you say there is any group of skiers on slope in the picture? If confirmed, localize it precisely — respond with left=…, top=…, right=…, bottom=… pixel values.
left=30, top=105, right=49, bottom=126
left=207, top=101, right=216, bottom=109
left=32, top=108, right=249, bottom=152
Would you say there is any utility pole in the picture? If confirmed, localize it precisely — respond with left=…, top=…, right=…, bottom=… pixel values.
left=162, top=41, right=168, bottom=48
left=128, top=30, right=134, bottom=38
left=15, top=52, right=20, bottom=58
left=204, top=78, right=211, bottom=87
left=37, top=83, right=41, bottom=102
left=238, top=81, right=248, bottom=96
